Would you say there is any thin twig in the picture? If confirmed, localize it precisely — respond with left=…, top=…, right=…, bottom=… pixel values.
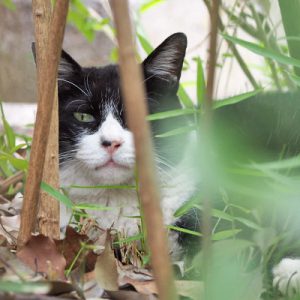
left=109, top=1, right=178, bottom=299
left=0, top=171, right=24, bottom=195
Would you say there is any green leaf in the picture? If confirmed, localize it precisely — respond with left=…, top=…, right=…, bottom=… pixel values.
left=74, top=203, right=115, bottom=211
left=113, top=233, right=144, bottom=245
left=147, top=108, right=196, bottom=121
left=0, top=153, right=28, bottom=171
left=196, top=57, right=206, bottom=107
left=213, top=89, right=262, bottom=109
left=139, top=0, right=165, bottom=13
left=178, top=85, right=195, bottom=109
left=287, top=72, right=300, bottom=87
left=234, top=217, right=261, bottom=230
left=174, top=193, right=201, bottom=218
left=249, top=155, right=300, bottom=171
left=1, top=0, right=16, bottom=10
left=212, top=209, right=234, bottom=222
left=222, top=34, right=300, bottom=67
left=41, top=182, right=73, bottom=208
left=212, top=229, right=241, bottom=241
left=66, top=184, right=136, bottom=189
left=0, top=281, right=50, bottom=294
left=137, top=33, right=154, bottom=55
left=167, top=225, right=202, bottom=237
left=0, top=102, right=16, bottom=149
left=155, top=125, right=196, bottom=138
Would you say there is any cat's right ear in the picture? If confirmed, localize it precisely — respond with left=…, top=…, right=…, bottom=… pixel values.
left=31, top=42, right=81, bottom=78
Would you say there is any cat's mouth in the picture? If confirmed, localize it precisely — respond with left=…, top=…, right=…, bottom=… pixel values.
left=95, top=159, right=129, bottom=170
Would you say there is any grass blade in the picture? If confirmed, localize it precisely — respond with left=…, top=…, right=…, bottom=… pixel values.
left=167, top=225, right=202, bottom=237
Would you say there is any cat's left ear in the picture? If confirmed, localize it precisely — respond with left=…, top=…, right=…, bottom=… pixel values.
left=142, top=33, right=187, bottom=89
left=31, top=42, right=81, bottom=78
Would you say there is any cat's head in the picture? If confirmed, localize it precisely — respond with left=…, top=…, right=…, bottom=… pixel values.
left=48, top=33, right=187, bottom=185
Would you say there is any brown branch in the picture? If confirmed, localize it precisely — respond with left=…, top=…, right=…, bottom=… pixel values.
left=0, top=171, right=24, bottom=195
left=109, top=1, right=178, bottom=300
left=33, top=0, right=60, bottom=239
left=17, top=0, right=69, bottom=248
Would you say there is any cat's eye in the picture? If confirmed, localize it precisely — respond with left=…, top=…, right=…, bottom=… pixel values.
left=73, top=112, right=95, bottom=123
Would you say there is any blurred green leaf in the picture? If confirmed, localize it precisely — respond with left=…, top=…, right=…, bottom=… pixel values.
left=213, top=89, right=263, bottom=109
left=167, top=225, right=202, bottom=237
left=0, top=102, right=16, bottom=150
left=41, top=182, right=73, bottom=208
left=0, top=281, right=50, bottom=294
left=147, top=108, right=196, bottom=121
left=137, top=33, right=154, bottom=55
left=1, top=0, right=16, bottom=10
left=222, top=34, right=300, bottom=67
left=234, top=217, right=261, bottom=230
left=113, top=233, right=143, bottom=245
left=178, top=85, right=195, bottom=109
left=196, top=57, right=206, bottom=107
left=155, top=125, right=196, bottom=138
left=0, top=153, right=28, bottom=171
left=212, top=229, right=241, bottom=241
left=139, top=0, right=165, bottom=13
left=74, top=203, right=115, bottom=211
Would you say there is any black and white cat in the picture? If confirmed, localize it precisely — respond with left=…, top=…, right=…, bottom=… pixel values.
left=35, top=32, right=300, bottom=296
left=56, top=33, right=198, bottom=259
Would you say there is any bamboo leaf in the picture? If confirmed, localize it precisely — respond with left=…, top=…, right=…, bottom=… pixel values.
left=178, top=85, right=195, bottom=108
left=222, top=34, right=300, bottom=67
left=147, top=108, right=196, bottom=121
left=0, top=281, right=50, bottom=294
left=0, top=102, right=16, bottom=150
left=41, top=182, right=73, bottom=208
left=212, top=229, right=241, bottom=241
left=167, top=225, right=202, bottom=237
left=74, top=203, right=115, bottom=211
left=137, top=33, right=154, bottom=55
left=113, top=233, right=143, bottom=245
left=213, top=89, right=262, bottom=109
left=155, top=125, right=196, bottom=138
left=196, top=57, right=206, bottom=107
left=139, top=0, right=165, bottom=12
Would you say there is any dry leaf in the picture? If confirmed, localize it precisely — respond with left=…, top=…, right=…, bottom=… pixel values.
left=95, top=232, right=118, bottom=291
left=17, top=235, right=66, bottom=280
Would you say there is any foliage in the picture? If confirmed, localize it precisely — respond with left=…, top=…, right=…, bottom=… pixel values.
left=2, top=0, right=300, bottom=299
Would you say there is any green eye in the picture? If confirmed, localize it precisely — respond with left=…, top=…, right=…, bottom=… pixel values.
left=73, top=112, right=95, bottom=123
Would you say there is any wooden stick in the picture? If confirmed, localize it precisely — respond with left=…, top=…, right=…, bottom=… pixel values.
left=0, top=171, right=24, bottom=195
left=33, top=0, right=60, bottom=239
left=17, top=0, right=69, bottom=248
left=109, top=1, right=178, bottom=300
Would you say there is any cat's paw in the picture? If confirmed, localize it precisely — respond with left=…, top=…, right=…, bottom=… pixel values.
left=273, top=258, right=300, bottom=296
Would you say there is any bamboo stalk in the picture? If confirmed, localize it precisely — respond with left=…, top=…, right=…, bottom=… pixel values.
left=109, top=1, right=178, bottom=300
left=17, top=0, right=69, bottom=248
left=278, top=0, right=300, bottom=77
left=202, top=1, right=219, bottom=299
left=33, top=0, right=60, bottom=240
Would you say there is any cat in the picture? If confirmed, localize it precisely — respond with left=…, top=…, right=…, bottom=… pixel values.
left=52, top=32, right=199, bottom=260
left=33, top=32, right=300, bottom=296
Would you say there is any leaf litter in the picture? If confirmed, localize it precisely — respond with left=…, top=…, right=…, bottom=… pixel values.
left=0, top=190, right=201, bottom=300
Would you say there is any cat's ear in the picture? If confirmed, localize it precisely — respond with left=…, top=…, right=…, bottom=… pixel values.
left=31, top=42, right=81, bottom=78
left=142, top=33, right=187, bottom=88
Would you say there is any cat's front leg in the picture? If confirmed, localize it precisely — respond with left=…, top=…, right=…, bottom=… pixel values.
left=273, top=257, right=300, bottom=297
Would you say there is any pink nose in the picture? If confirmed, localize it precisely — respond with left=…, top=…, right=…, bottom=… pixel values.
left=101, top=140, right=122, bottom=154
